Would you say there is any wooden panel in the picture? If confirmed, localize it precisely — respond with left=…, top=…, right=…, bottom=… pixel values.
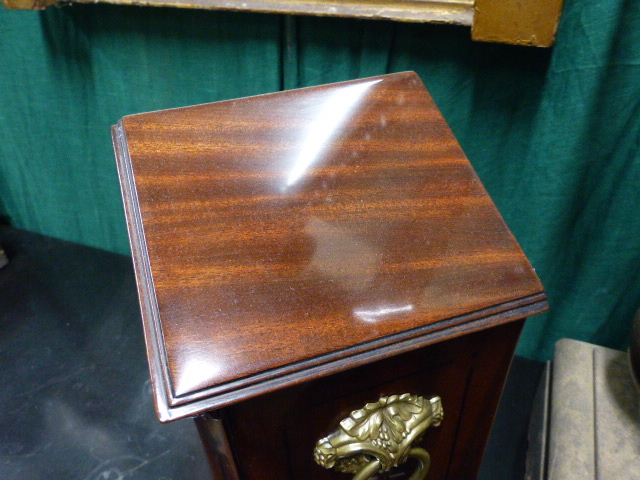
left=446, top=319, right=523, bottom=478
left=214, top=321, right=523, bottom=479
left=113, top=72, right=547, bottom=421
left=472, top=0, right=564, bottom=47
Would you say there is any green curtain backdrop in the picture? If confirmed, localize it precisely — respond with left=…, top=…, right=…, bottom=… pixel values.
left=0, top=0, right=638, bottom=360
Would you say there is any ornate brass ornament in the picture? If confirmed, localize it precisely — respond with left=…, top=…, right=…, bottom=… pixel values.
left=314, top=393, right=443, bottom=480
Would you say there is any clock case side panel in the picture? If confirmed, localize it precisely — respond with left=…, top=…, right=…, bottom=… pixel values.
left=202, top=320, right=524, bottom=480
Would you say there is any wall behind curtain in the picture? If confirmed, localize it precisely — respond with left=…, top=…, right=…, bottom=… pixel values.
left=1, top=0, right=639, bottom=360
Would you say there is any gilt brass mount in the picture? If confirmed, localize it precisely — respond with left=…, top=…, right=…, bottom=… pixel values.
left=314, top=394, right=443, bottom=480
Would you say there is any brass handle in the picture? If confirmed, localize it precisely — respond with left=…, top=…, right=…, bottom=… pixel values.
left=314, top=394, right=443, bottom=480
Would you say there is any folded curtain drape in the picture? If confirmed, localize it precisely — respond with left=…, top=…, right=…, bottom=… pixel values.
left=1, top=0, right=638, bottom=360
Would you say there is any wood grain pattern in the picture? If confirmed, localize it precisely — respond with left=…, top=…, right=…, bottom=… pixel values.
left=113, top=72, right=547, bottom=421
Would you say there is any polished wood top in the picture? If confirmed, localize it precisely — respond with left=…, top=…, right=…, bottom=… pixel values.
left=113, top=72, right=547, bottom=421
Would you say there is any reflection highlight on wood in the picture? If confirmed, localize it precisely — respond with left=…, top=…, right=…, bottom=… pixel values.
left=112, top=72, right=547, bottom=421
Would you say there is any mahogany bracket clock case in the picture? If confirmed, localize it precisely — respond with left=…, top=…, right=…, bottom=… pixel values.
left=112, top=72, right=547, bottom=480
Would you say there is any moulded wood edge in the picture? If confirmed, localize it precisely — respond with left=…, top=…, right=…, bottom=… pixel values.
left=158, top=295, right=547, bottom=421
left=112, top=122, right=174, bottom=422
